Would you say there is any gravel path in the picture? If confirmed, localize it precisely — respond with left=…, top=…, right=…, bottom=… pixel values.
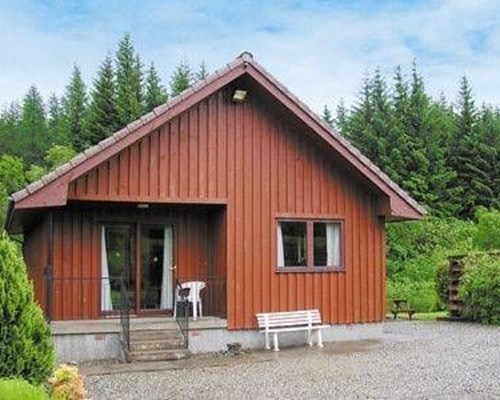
left=85, top=322, right=500, bottom=399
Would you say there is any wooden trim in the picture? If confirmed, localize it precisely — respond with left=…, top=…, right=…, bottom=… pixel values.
left=274, top=217, right=346, bottom=273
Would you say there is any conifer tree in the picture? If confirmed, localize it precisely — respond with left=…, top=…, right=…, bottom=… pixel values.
left=321, top=105, right=334, bottom=126
left=170, top=61, right=192, bottom=96
left=47, top=93, right=67, bottom=146
left=195, top=62, right=209, bottom=81
left=334, top=100, right=348, bottom=135
left=144, top=62, right=167, bottom=112
left=448, top=77, right=489, bottom=218
left=86, top=56, right=119, bottom=144
left=115, top=34, right=143, bottom=125
left=19, top=86, right=48, bottom=164
left=0, top=102, right=21, bottom=155
left=63, top=65, right=88, bottom=151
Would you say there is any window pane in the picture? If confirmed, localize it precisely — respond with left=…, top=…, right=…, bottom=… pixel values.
left=314, top=222, right=341, bottom=267
left=278, top=222, right=307, bottom=267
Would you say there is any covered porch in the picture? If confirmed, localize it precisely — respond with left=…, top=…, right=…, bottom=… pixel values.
left=42, top=201, right=227, bottom=322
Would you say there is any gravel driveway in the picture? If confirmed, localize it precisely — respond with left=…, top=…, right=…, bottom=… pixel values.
left=85, top=321, right=500, bottom=399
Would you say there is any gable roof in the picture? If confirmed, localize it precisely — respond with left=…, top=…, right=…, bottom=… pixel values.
left=5, top=52, right=425, bottom=230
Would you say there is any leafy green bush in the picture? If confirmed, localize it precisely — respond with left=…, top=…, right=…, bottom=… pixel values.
left=459, top=252, right=500, bottom=325
left=434, top=260, right=450, bottom=310
left=0, top=378, right=49, bottom=400
left=0, top=234, right=55, bottom=384
left=474, top=207, right=500, bottom=250
left=387, top=279, right=437, bottom=313
left=387, top=217, right=476, bottom=312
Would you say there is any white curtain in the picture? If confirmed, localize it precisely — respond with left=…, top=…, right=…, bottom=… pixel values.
left=101, top=227, right=113, bottom=311
left=160, top=226, right=174, bottom=309
left=326, top=223, right=341, bottom=267
left=277, top=223, right=285, bottom=267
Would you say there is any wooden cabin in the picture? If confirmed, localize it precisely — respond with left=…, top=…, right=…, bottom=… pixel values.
left=5, top=53, right=424, bottom=336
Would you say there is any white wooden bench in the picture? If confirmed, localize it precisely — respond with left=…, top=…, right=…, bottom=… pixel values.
left=256, top=309, right=329, bottom=351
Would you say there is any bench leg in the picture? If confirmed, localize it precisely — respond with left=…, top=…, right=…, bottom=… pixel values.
left=265, top=332, right=270, bottom=350
left=317, top=330, right=324, bottom=348
left=307, top=329, right=313, bottom=347
left=273, top=332, right=279, bottom=352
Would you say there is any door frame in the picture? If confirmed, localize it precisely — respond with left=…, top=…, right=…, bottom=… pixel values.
left=99, top=216, right=178, bottom=317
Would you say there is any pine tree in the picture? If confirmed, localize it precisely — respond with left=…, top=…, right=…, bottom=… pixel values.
left=86, top=56, right=119, bottom=144
left=195, top=62, right=209, bottom=81
left=19, top=86, right=48, bottom=164
left=115, top=33, right=143, bottom=126
left=144, top=62, right=167, bottom=112
left=47, top=93, right=67, bottom=146
left=448, top=76, right=490, bottom=218
left=334, top=100, right=348, bottom=134
left=63, top=65, right=88, bottom=151
left=321, top=105, right=334, bottom=126
left=170, top=61, right=192, bottom=96
left=0, top=102, right=21, bottom=155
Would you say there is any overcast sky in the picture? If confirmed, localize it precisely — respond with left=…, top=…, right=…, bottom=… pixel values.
left=0, top=0, right=499, bottom=113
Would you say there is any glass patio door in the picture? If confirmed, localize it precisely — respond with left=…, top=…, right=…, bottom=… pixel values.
left=140, top=224, right=175, bottom=312
left=101, top=222, right=175, bottom=315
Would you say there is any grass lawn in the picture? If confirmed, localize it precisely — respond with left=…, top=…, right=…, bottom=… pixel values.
left=386, top=311, right=449, bottom=321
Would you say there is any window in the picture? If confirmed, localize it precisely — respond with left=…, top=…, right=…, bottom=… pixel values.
left=277, top=219, right=342, bottom=270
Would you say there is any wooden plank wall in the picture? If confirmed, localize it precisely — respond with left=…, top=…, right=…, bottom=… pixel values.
left=24, top=206, right=225, bottom=320
left=61, top=79, right=386, bottom=328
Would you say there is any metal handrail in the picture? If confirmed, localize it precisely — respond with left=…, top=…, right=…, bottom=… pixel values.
left=174, top=278, right=189, bottom=348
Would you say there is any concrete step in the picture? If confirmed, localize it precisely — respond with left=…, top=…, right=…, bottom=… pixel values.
left=130, top=338, right=185, bottom=352
left=129, top=349, right=191, bottom=362
left=130, top=329, right=182, bottom=341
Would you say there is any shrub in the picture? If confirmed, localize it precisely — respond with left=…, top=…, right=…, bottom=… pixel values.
left=458, top=252, right=500, bottom=325
left=0, top=378, right=49, bottom=400
left=0, top=234, right=55, bottom=384
left=474, top=207, right=500, bottom=251
left=386, top=279, right=437, bottom=313
left=48, top=364, right=86, bottom=400
left=434, top=260, right=450, bottom=310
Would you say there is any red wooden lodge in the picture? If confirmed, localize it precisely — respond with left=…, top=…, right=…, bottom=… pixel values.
left=4, top=52, right=424, bottom=361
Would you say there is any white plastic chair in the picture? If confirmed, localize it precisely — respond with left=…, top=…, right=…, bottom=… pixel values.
left=173, top=281, right=206, bottom=321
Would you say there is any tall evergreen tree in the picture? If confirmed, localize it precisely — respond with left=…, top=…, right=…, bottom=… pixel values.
left=170, top=61, right=192, bottom=96
left=321, top=105, right=334, bottom=126
left=144, top=62, right=167, bottom=112
left=19, top=86, right=48, bottom=164
left=47, top=93, right=67, bottom=146
left=195, top=62, right=209, bottom=81
left=63, top=65, right=88, bottom=151
left=334, top=99, right=348, bottom=134
left=86, top=56, right=119, bottom=144
left=448, top=77, right=490, bottom=218
left=115, top=33, right=143, bottom=126
left=0, top=102, right=21, bottom=155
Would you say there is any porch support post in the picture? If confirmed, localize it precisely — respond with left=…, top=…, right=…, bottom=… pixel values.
left=45, top=211, right=54, bottom=322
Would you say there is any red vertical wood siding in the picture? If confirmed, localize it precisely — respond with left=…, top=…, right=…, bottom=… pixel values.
left=27, top=78, right=386, bottom=328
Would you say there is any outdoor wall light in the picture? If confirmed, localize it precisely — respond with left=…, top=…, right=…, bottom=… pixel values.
left=137, top=203, right=149, bottom=209
left=232, top=89, right=247, bottom=103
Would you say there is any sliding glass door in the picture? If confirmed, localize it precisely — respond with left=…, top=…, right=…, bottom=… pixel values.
left=140, top=224, right=174, bottom=312
left=101, top=222, right=175, bottom=315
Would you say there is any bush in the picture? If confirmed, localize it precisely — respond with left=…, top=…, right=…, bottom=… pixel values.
left=0, top=234, right=55, bottom=384
left=474, top=207, right=500, bottom=251
left=0, top=378, right=49, bottom=400
left=386, top=279, right=437, bottom=313
left=459, top=252, right=500, bottom=325
left=48, top=364, right=86, bottom=400
left=387, top=217, right=476, bottom=312
left=434, top=260, right=450, bottom=310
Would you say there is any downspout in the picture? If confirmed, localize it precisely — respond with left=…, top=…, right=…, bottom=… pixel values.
left=45, top=211, right=54, bottom=322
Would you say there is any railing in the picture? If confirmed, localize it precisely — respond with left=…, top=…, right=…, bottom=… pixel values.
left=117, top=277, right=131, bottom=354
left=174, top=278, right=189, bottom=348
left=44, top=276, right=131, bottom=356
